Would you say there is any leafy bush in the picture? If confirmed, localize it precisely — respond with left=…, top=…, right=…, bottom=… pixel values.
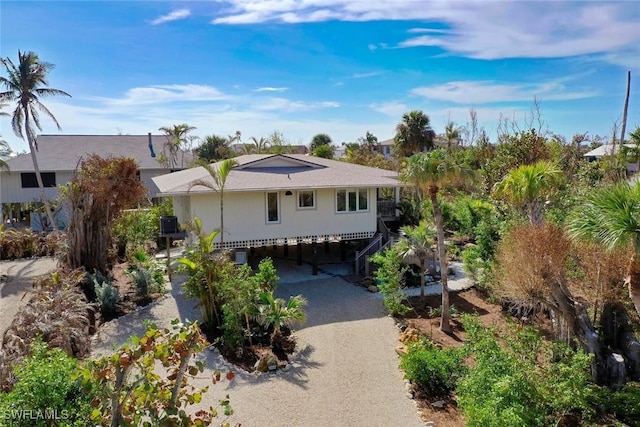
left=371, top=246, right=410, bottom=316
left=76, top=320, right=233, bottom=426
left=597, top=382, right=640, bottom=425
left=0, top=340, right=94, bottom=426
left=457, top=314, right=597, bottom=427
left=400, top=339, right=467, bottom=395
left=126, top=250, right=166, bottom=299
left=112, top=201, right=172, bottom=259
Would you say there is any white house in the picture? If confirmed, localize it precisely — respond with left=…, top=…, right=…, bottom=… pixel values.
left=583, top=144, right=639, bottom=174
left=152, top=154, right=401, bottom=253
left=0, top=134, right=192, bottom=228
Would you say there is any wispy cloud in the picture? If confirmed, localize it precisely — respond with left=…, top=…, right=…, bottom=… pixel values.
left=254, top=97, right=339, bottom=112
left=97, top=84, right=228, bottom=106
left=369, top=101, right=408, bottom=117
left=351, top=71, right=382, bottom=79
left=150, top=9, right=191, bottom=25
left=254, top=87, right=288, bottom=92
left=211, top=1, right=640, bottom=66
left=411, top=80, right=598, bottom=105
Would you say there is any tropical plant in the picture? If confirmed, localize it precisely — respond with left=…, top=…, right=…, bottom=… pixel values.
left=567, top=180, right=640, bottom=315
left=444, top=120, right=462, bottom=153
left=245, top=136, right=270, bottom=154
left=250, top=291, right=307, bottom=344
left=190, top=158, right=237, bottom=245
left=400, top=149, right=474, bottom=332
left=158, top=123, right=196, bottom=168
left=177, top=218, right=223, bottom=330
left=197, top=134, right=234, bottom=161
left=0, top=339, right=95, bottom=426
left=76, top=320, right=233, bottom=427
left=397, top=221, right=436, bottom=300
left=492, top=160, right=563, bottom=224
left=64, top=155, right=147, bottom=274
left=93, top=276, right=120, bottom=317
left=394, top=110, right=436, bottom=158
left=371, top=246, right=410, bottom=316
left=0, top=50, right=71, bottom=230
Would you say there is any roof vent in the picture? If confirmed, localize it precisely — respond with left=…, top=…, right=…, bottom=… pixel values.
left=148, top=132, right=156, bottom=158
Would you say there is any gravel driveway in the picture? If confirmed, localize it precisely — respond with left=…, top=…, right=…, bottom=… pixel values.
left=92, top=262, right=424, bottom=426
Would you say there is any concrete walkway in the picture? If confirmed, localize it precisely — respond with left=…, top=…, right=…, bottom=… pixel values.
left=0, top=257, right=59, bottom=336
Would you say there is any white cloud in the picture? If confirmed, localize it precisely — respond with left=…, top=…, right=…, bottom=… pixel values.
left=150, top=9, right=191, bottom=25
left=210, top=1, right=640, bottom=66
left=351, top=71, right=382, bottom=79
left=254, top=97, right=340, bottom=112
left=97, top=84, right=229, bottom=106
left=254, top=87, right=289, bottom=92
left=369, top=101, right=408, bottom=117
left=411, top=80, right=597, bottom=105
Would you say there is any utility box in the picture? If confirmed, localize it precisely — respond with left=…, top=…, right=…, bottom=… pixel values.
left=160, top=216, right=178, bottom=235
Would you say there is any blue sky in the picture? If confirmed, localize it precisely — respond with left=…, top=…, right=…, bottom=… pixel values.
left=1, top=0, right=639, bottom=153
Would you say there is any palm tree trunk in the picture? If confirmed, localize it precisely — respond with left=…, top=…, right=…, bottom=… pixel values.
left=620, top=71, right=631, bottom=145
left=419, top=256, right=427, bottom=300
left=430, top=189, right=451, bottom=332
left=220, top=193, right=224, bottom=245
left=24, top=109, right=58, bottom=231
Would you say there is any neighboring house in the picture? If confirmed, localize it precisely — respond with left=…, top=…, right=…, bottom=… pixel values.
left=583, top=144, right=639, bottom=174
left=0, top=134, right=192, bottom=228
left=152, top=154, right=401, bottom=253
left=231, top=143, right=308, bottom=155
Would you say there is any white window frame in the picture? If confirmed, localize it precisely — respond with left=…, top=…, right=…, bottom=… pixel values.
left=266, top=191, right=280, bottom=224
left=297, top=190, right=316, bottom=210
left=336, top=188, right=369, bottom=213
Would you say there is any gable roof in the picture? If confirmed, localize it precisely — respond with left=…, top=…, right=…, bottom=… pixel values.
left=153, top=154, right=400, bottom=195
left=3, top=134, right=192, bottom=172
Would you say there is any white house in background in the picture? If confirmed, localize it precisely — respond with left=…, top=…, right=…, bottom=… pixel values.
left=152, top=154, right=401, bottom=251
left=0, top=134, right=192, bottom=228
left=583, top=144, right=639, bottom=174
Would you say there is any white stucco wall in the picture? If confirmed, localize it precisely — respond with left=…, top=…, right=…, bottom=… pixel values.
left=184, top=188, right=377, bottom=245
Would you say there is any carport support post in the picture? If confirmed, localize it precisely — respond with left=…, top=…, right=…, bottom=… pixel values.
left=340, top=240, right=346, bottom=261
left=284, top=239, right=289, bottom=257
left=312, top=241, right=318, bottom=275
left=324, top=240, right=330, bottom=254
left=297, top=242, right=302, bottom=265
left=166, top=236, right=172, bottom=281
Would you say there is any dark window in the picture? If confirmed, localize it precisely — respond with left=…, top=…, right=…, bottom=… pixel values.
left=21, top=172, right=56, bottom=188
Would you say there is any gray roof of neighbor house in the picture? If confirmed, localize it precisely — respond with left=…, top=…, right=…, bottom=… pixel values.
left=3, top=134, right=193, bottom=172
left=153, top=154, right=400, bottom=195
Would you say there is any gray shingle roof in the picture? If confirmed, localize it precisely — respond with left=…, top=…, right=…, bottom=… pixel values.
left=152, top=154, right=400, bottom=195
left=3, top=134, right=192, bottom=171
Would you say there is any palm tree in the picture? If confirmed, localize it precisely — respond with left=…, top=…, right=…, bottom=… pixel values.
left=250, top=291, right=307, bottom=344
left=309, top=133, right=332, bottom=152
left=444, top=120, right=462, bottom=153
left=398, top=221, right=436, bottom=300
left=492, top=161, right=563, bottom=225
left=567, top=181, right=640, bottom=315
left=246, top=136, right=269, bottom=154
left=400, top=149, right=474, bottom=332
left=190, top=158, right=237, bottom=245
left=197, top=134, right=233, bottom=162
left=0, top=51, right=71, bottom=231
left=394, top=110, right=436, bottom=158
left=158, top=123, right=196, bottom=168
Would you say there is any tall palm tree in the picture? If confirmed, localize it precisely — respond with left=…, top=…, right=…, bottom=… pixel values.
left=246, top=136, right=269, bottom=154
left=567, top=181, right=640, bottom=315
left=0, top=51, right=71, bottom=231
left=492, top=161, right=563, bottom=225
left=394, top=110, right=436, bottom=158
left=190, top=158, right=237, bottom=245
left=158, top=123, right=196, bottom=168
left=400, top=149, right=474, bottom=332
left=398, top=221, right=436, bottom=300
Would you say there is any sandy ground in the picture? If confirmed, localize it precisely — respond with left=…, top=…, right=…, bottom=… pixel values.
left=0, top=257, right=59, bottom=336
left=91, top=261, right=426, bottom=426
left=1, top=254, right=473, bottom=426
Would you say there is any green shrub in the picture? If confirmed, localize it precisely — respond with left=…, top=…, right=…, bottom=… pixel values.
left=0, top=339, right=94, bottom=426
left=595, top=382, right=640, bottom=425
left=93, top=278, right=119, bottom=317
left=371, top=246, right=410, bottom=316
left=457, top=314, right=598, bottom=427
left=400, top=339, right=467, bottom=395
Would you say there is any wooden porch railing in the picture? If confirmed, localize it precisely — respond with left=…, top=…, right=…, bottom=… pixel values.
left=377, top=200, right=397, bottom=218
left=354, top=234, right=385, bottom=276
